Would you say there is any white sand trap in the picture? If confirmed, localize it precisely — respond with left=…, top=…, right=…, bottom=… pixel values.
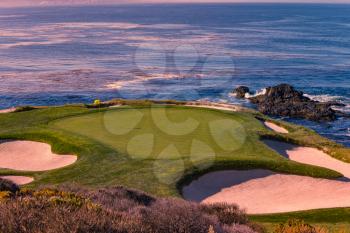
left=184, top=140, right=350, bottom=214
left=263, top=121, right=289, bottom=134
left=0, top=141, right=77, bottom=171
left=203, top=174, right=350, bottom=214
left=263, top=139, right=350, bottom=179
left=1, top=176, right=34, bottom=185
left=0, top=107, right=16, bottom=114
left=285, top=146, right=350, bottom=178
left=186, top=101, right=243, bottom=112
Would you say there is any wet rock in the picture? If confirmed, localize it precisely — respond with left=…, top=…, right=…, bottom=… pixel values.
left=233, top=86, right=250, bottom=99
left=247, top=84, right=339, bottom=121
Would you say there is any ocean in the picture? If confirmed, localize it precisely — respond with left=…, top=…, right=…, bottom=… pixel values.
left=0, top=3, right=349, bottom=146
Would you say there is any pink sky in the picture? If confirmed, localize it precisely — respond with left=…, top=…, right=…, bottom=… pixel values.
left=0, top=0, right=350, bottom=7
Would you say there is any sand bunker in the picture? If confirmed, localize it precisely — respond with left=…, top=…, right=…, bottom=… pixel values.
left=182, top=169, right=275, bottom=202
left=263, top=139, right=350, bottom=179
left=263, top=121, right=288, bottom=134
left=186, top=101, right=242, bottom=112
left=1, top=176, right=34, bottom=185
left=0, top=141, right=77, bottom=171
left=0, top=107, right=16, bottom=114
left=183, top=140, right=350, bottom=214
left=202, top=173, right=350, bottom=214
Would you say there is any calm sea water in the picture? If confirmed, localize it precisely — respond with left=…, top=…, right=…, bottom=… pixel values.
left=0, top=4, right=349, bottom=146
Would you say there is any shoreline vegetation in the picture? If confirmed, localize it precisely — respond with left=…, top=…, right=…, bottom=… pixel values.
left=0, top=98, right=350, bottom=232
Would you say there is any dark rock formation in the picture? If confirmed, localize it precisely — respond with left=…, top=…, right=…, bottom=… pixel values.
left=246, top=84, right=340, bottom=121
left=233, top=86, right=250, bottom=98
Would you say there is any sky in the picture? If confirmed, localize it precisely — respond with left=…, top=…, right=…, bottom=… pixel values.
left=0, top=0, right=350, bottom=7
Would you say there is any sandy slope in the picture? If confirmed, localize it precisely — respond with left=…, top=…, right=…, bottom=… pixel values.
left=203, top=174, right=350, bottom=214
left=263, top=121, right=289, bottom=134
left=185, top=102, right=243, bottom=112
left=1, top=176, right=34, bottom=185
left=264, top=140, right=350, bottom=179
left=0, top=141, right=77, bottom=171
left=282, top=145, right=350, bottom=179
left=200, top=140, right=350, bottom=214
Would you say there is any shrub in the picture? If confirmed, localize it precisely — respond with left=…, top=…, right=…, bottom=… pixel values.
left=85, top=186, right=156, bottom=211
left=0, top=198, right=126, bottom=233
left=0, top=178, right=19, bottom=194
left=0, top=191, right=11, bottom=200
left=274, top=219, right=320, bottom=233
left=137, top=198, right=222, bottom=233
left=201, top=203, right=248, bottom=226
left=223, top=224, right=258, bottom=233
left=0, top=185, right=262, bottom=233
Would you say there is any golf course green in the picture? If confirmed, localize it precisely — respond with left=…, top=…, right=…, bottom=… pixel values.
left=1, top=101, right=350, bottom=230
left=0, top=103, right=346, bottom=191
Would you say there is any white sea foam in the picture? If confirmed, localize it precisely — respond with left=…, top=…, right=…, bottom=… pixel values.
left=103, top=72, right=206, bottom=90
left=304, top=94, right=350, bottom=113
left=245, top=88, right=267, bottom=98
left=0, top=15, right=26, bottom=19
left=304, top=94, right=343, bottom=103
left=333, top=105, right=350, bottom=113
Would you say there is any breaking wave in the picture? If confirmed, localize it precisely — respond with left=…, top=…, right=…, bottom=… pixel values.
left=244, top=88, right=267, bottom=98
left=304, top=94, right=350, bottom=113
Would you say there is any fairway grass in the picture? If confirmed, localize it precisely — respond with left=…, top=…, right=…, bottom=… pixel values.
left=1, top=103, right=350, bottom=228
left=0, top=104, right=345, bottom=195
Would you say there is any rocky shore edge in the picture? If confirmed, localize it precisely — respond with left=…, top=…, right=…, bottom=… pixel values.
left=233, top=84, right=347, bottom=121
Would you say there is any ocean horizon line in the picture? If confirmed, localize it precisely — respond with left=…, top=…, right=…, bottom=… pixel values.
left=1, top=2, right=350, bottom=9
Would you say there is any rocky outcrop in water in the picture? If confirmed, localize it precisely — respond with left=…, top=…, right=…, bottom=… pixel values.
left=240, top=84, right=344, bottom=121
left=233, top=86, right=250, bottom=98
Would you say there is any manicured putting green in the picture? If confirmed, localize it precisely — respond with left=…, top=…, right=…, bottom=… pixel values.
left=1, top=104, right=348, bottom=228
left=52, top=106, right=269, bottom=161
left=50, top=105, right=341, bottom=194
left=0, top=104, right=342, bottom=197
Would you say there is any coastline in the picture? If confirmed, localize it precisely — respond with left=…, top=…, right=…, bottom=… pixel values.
left=0, top=107, right=16, bottom=114
left=1, top=4, right=350, bottom=231
left=2, top=95, right=348, bottom=147
left=1, top=100, right=350, bottom=217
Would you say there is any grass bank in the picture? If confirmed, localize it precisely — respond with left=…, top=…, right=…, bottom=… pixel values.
left=0, top=102, right=347, bottom=196
left=250, top=208, right=350, bottom=232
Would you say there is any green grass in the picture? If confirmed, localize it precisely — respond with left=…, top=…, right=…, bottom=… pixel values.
left=1, top=103, right=350, bottom=229
left=251, top=208, right=350, bottom=223
left=250, top=208, right=350, bottom=232
left=51, top=106, right=272, bottom=160
left=0, top=104, right=345, bottom=196
left=0, top=105, right=346, bottom=196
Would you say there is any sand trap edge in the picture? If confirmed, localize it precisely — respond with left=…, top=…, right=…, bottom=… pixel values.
left=1, top=176, right=34, bottom=185
left=0, top=140, right=77, bottom=172
left=0, top=108, right=16, bottom=114
left=263, top=121, right=289, bottom=134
